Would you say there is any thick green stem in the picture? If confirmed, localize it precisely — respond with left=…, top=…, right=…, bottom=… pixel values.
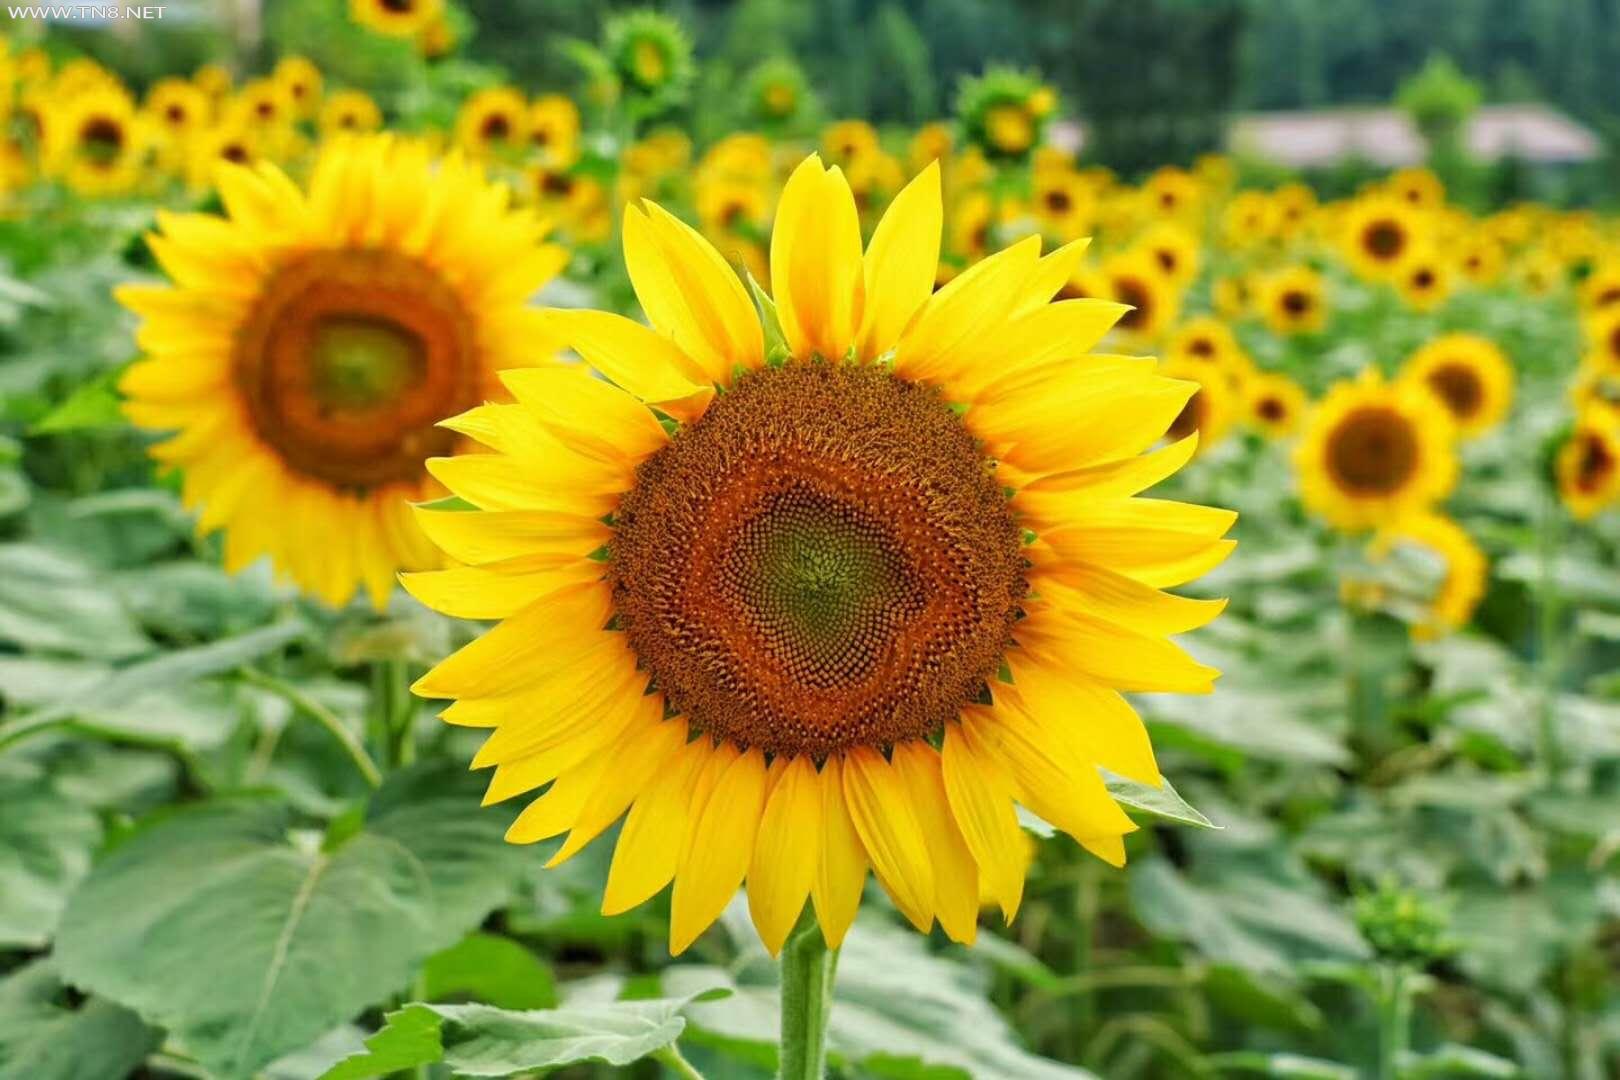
left=1071, top=861, right=1099, bottom=1048
left=656, top=1043, right=708, bottom=1080
left=1376, top=962, right=1411, bottom=1080
left=778, top=910, right=839, bottom=1080
left=239, top=668, right=382, bottom=788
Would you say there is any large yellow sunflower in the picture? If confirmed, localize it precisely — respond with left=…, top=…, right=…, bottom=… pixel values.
left=407, top=156, right=1234, bottom=956
left=1398, top=334, right=1513, bottom=439
left=118, top=135, right=566, bottom=609
left=1296, top=370, right=1457, bottom=531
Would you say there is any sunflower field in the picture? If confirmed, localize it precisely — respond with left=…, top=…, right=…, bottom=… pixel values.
left=2, top=3, right=1620, bottom=1079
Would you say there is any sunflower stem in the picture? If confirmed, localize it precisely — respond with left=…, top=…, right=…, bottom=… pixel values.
left=778, top=909, right=839, bottom=1080
left=1535, top=487, right=1565, bottom=788
left=239, top=667, right=382, bottom=789
left=655, top=1043, right=708, bottom=1080
left=1374, top=961, right=1412, bottom=1080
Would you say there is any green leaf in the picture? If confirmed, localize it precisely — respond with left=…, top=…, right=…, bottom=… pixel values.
left=745, top=269, right=790, bottom=361
left=1398, top=1043, right=1521, bottom=1078
left=0, top=959, right=160, bottom=1080
left=1103, top=770, right=1218, bottom=829
left=0, top=768, right=101, bottom=948
left=55, top=798, right=438, bottom=1080
left=1203, top=1050, right=1357, bottom=1078
left=0, top=544, right=149, bottom=660
left=420, top=933, right=557, bottom=1010
left=29, top=369, right=126, bottom=434
left=320, top=993, right=724, bottom=1080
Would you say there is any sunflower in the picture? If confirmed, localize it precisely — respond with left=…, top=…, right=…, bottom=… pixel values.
left=1583, top=306, right=1620, bottom=376
left=528, top=94, right=580, bottom=169
left=1363, top=512, right=1486, bottom=640
left=350, top=0, right=443, bottom=38
left=406, top=155, right=1233, bottom=956
left=821, top=119, right=879, bottom=168
left=606, top=9, right=693, bottom=111
left=529, top=166, right=611, bottom=243
left=186, top=120, right=260, bottom=191
left=1212, top=273, right=1253, bottom=320
left=45, top=87, right=143, bottom=197
left=118, top=136, right=567, bottom=609
left=1220, top=190, right=1277, bottom=250
left=907, top=122, right=954, bottom=174
left=1032, top=166, right=1093, bottom=242
left=319, top=89, right=382, bottom=137
left=1387, top=167, right=1444, bottom=210
left=1273, top=182, right=1317, bottom=238
left=1515, top=248, right=1564, bottom=298
left=1456, top=235, right=1506, bottom=286
left=1258, top=265, right=1327, bottom=336
left=949, top=190, right=997, bottom=263
left=144, top=77, right=211, bottom=143
left=193, top=62, right=234, bottom=101
left=1166, top=316, right=1239, bottom=371
left=456, top=87, right=529, bottom=159
left=1296, top=370, right=1457, bottom=531
left=1245, top=372, right=1307, bottom=439
left=1160, top=358, right=1237, bottom=453
left=230, top=78, right=296, bottom=135
left=273, top=55, right=323, bottom=119
left=1054, top=263, right=1113, bottom=303
left=1398, top=334, right=1513, bottom=439
left=746, top=57, right=809, bottom=128
left=1396, top=254, right=1453, bottom=312
left=1580, top=262, right=1620, bottom=313
left=1104, top=250, right=1179, bottom=344
left=1558, top=408, right=1620, bottom=520
left=1342, top=196, right=1429, bottom=281
left=957, top=67, right=1047, bottom=162
left=1136, top=222, right=1199, bottom=290
left=697, top=176, right=769, bottom=240
left=1142, top=167, right=1202, bottom=221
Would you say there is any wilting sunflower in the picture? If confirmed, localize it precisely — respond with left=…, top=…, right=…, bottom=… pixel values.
left=1557, top=408, right=1620, bottom=520
left=119, top=136, right=566, bottom=608
left=319, top=90, right=382, bottom=137
left=1245, top=372, right=1307, bottom=439
left=1296, top=370, right=1457, bottom=531
left=1258, top=265, right=1327, bottom=336
left=456, top=87, right=529, bottom=159
left=407, top=156, right=1233, bottom=956
left=1399, top=334, right=1513, bottom=439
left=1160, top=358, right=1237, bottom=453
left=1342, top=196, right=1428, bottom=281
left=1361, top=512, right=1486, bottom=640
left=1104, top=250, right=1179, bottom=344
left=350, top=0, right=443, bottom=38
left=1396, top=254, right=1453, bottom=312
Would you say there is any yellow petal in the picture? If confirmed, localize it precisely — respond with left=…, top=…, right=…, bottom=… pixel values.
left=1030, top=562, right=1227, bottom=637
left=1000, top=658, right=1160, bottom=785
left=892, top=235, right=1042, bottom=384
left=671, top=746, right=768, bottom=955
left=942, top=722, right=1026, bottom=921
left=1016, top=434, right=1199, bottom=506
left=411, top=507, right=609, bottom=568
left=889, top=741, right=979, bottom=945
left=399, top=558, right=600, bottom=621
left=857, top=161, right=940, bottom=359
left=411, top=581, right=612, bottom=698
left=746, top=754, right=819, bottom=956
left=841, top=746, right=934, bottom=933
left=811, top=755, right=868, bottom=948
left=964, top=705, right=1136, bottom=844
left=505, top=752, right=611, bottom=844
left=425, top=452, right=623, bottom=515
left=499, top=366, right=669, bottom=465
left=548, top=711, right=687, bottom=867
left=602, top=739, right=709, bottom=916
left=548, top=307, right=713, bottom=400
left=1015, top=605, right=1220, bottom=695
left=771, top=157, right=865, bottom=361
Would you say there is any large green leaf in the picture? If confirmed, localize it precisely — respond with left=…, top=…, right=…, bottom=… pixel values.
left=0, top=767, right=102, bottom=948
left=420, top=933, right=557, bottom=1010
left=319, top=993, right=722, bottom=1079
left=54, top=798, right=437, bottom=1080
left=0, top=959, right=159, bottom=1080
left=0, top=544, right=148, bottom=660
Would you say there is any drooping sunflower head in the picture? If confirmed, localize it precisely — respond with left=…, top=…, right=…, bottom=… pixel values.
left=1558, top=408, right=1620, bottom=521
left=1342, top=196, right=1429, bottom=281
left=272, top=55, right=323, bottom=118
left=407, top=154, right=1234, bottom=957
left=118, top=135, right=567, bottom=609
left=455, top=86, right=529, bottom=159
left=1361, top=511, right=1486, bottom=641
left=1399, top=334, right=1513, bottom=439
left=605, top=9, right=693, bottom=109
left=1246, top=372, right=1308, bottom=439
left=956, top=67, right=1047, bottom=162
left=1259, top=265, right=1327, bottom=336
left=318, top=89, right=382, bottom=137
left=1296, top=370, right=1458, bottom=532
left=350, top=0, right=444, bottom=38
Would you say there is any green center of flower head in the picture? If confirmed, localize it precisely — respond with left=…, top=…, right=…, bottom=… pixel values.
left=630, top=40, right=667, bottom=88
left=610, top=362, right=1027, bottom=758
left=310, top=315, right=426, bottom=411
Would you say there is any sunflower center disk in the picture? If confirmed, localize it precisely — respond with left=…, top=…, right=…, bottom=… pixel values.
left=233, top=249, right=478, bottom=491
left=1326, top=406, right=1419, bottom=495
left=611, top=363, right=1026, bottom=758
left=1427, top=364, right=1483, bottom=419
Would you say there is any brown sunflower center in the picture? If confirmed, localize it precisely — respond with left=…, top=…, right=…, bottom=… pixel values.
left=1412, top=267, right=1436, bottom=289
left=232, top=249, right=478, bottom=491
left=79, top=116, right=124, bottom=164
left=1045, top=188, right=1071, bottom=213
left=1257, top=396, right=1287, bottom=422
left=481, top=113, right=511, bottom=141
left=1115, top=276, right=1152, bottom=331
left=1364, top=220, right=1405, bottom=261
left=1577, top=433, right=1615, bottom=492
left=1282, top=289, right=1311, bottom=315
left=381, top=0, right=415, bottom=12
left=1325, top=406, right=1420, bottom=495
left=611, top=363, right=1026, bottom=758
left=1608, top=326, right=1620, bottom=362
left=1426, top=362, right=1484, bottom=419
left=1167, top=388, right=1206, bottom=442
left=1187, top=337, right=1215, bottom=358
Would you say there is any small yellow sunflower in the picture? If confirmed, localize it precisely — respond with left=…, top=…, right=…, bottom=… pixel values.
left=1558, top=409, right=1620, bottom=520
left=1583, top=306, right=1620, bottom=376
left=1342, top=196, right=1429, bottom=281
left=1142, top=166, right=1201, bottom=220
left=455, top=87, right=529, bottom=159
left=1032, top=167, right=1094, bottom=242
left=1053, top=263, right=1113, bottom=303
left=1220, top=190, right=1277, bottom=250
left=193, top=62, right=234, bottom=101
left=186, top=120, right=260, bottom=191
left=1245, top=372, right=1308, bottom=439
left=45, top=87, right=143, bottom=197
left=1212, top=273, right=1253, bottom=320
left=821, top=119, right=880, bottom=168
left=406, top=155, right=1233, bottom=956
left=318, top=90, right=382, bottom=137
left=1395, top=254, right=1453, bottom=312
left=272, top=55, right=323, bottom=119
left=907, top=122, right=954, bottom=174
left=1579, top=262, right=1620, bottom=314
left=1398, top=334, right=1513, bottom=439
left=350, top=0, right=443, bottom=37
left=1455, top=235, right=1506, bottom=286
left=1166, top=316, right=1240, bottom=370
left=1136, top=222, right=1200, bottom=290
left=1296, top=370, right=1457, bottom=531
left=118, top=136, right=567, bottom=609
left=230, top=78, right=296, bottom=134
left=144, top=77, right=211, bottom=143
left=528, top=94, right=580, bottom=169
left=1160, top=357, right=1237, bottom=453
left=1387, top=167, right=1444, bottom=210
left=1258, top=265, right=1327, bottom=335
left=1104, top=250, right=1180, bottom=344
left=1516, top=248, right=1564, bottom=297
left=1362, top=512, right=1486, bottom=640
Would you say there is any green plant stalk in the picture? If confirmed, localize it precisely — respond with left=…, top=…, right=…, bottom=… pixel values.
left=1071, top=860, right=1100, bottom=1051
left=1536, top=488, right=1565, bottom=786
left=656, top=1043, right=708, bottom=1080
left=239, top=667, right=382, bottom=788
left=1375, top=962, right=1412, bottom=1080
left=778, top=910, right=839, bottom=1080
